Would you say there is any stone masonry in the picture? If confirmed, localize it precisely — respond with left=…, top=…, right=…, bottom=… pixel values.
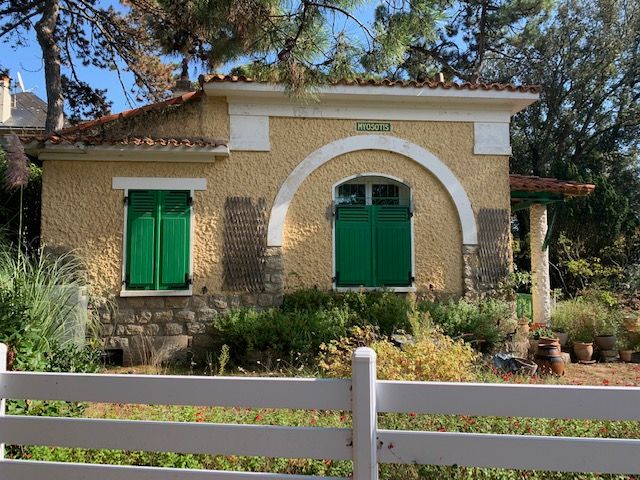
left=101, top=247, right=285, bottom=365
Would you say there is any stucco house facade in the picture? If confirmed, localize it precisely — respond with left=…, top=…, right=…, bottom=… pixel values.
left=22, top=75, right=560, bottom=363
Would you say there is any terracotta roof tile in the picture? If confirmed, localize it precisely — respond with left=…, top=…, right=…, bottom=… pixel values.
left=202, top=74, right=541, bottom=94
left=21, top=91, right=204, bottom=143
left=24, top=134, right=226, bottom=149
left=510, top=174, right=595, bottom=196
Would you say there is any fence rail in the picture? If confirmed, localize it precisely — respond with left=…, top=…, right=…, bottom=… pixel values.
left=0, top=343, right=639, bottom=479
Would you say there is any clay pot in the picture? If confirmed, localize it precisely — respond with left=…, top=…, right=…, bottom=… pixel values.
left=538, top=337, right=561, bottom=348
left=599, top=349, right=619, bottom=363
left=554, top=332, right=569, bottom=347
left=535, top=343, right=563, bottom=375
left=595, top=335, right=617, bottom=351
left=549, top=356, right=565, bottom=376
left=573, top=342, right=594, bottom=362
left=620, top=349, right=633, bottom=362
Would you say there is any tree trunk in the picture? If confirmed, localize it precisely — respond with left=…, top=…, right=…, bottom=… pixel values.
left=35, top=0, right=64, bottom=133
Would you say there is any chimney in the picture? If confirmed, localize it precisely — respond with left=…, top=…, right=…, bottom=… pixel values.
left=171, top=75, right=193, bottom=97
left=0, top=73, right=10, bottom=123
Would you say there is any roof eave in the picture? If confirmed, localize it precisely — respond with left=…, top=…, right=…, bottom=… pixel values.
left=204, top=82, right=539, bottom=115
left=25, top=142, right=229, bottom=162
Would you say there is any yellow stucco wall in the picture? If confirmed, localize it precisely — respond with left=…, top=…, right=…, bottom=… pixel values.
left=40, top=96, right=510, bottom=297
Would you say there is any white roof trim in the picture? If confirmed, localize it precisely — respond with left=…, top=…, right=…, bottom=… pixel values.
left=205, top=82, right=539, bottom=115
left=26, top=142, right=229, bottom=162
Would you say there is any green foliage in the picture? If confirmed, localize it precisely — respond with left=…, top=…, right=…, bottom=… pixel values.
left=283, top=288, right=417, bottom=334
left=530, top=326, right=555, bottom=340
left=419, top=298, right=512, bottom=351
left=553, top=296, right=623, bottom=343
left=213, top=306, right=351, bottom=366
left=216, top=289, right=428, bottom=366
left=0, top=242, right=98, bottom=371
left=507, top=0, right=640, bottom=296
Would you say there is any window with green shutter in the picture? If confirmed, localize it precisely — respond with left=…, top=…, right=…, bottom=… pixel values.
left=125, top=190, right=191, bottom=291
left=334, top=177, right=412, bottom=288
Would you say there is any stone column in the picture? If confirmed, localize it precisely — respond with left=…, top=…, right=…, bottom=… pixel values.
left=462, top=244, right=479, bottom=299
left=530, top=203, right=551, bottom=325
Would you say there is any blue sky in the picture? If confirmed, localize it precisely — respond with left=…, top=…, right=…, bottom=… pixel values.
left=0, top=2, right=377, bottom=115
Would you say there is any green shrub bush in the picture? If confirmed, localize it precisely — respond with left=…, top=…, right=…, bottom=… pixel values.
left=213, top=306, right=351, bottom=365
left=219, top=289, right=514, bottom=364
left=419, top=298, right=512, bottom=351
left=282, top=288, right=417, bottom=335
left=553, top=296, right=623, bottom=342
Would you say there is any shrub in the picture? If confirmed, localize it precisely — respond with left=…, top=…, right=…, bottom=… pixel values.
left=554, top=296, right=623, bottom=342
left=419, top=298, right=512, bottom=351
left=0, top=243, right=98, bottom=371
left=530, top=326, right=555, bottom=340
left=555, top=298, right=610, bottom=342
left=282, top=288, right=417, bottom=335
left=213, top=306, right=351, bottom=365
left=319, top=325, right=478, bottom=382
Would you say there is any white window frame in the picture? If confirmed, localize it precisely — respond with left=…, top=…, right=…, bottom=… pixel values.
left=112, top=177, right=207, bottom=297
left=331, top=173, right=416, bottom=293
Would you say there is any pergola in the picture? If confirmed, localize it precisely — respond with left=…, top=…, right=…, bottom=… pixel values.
left=510, top=175, right=596, bottom=325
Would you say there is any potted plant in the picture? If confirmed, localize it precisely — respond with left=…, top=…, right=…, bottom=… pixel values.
left=594, top=310, right=621, bottom=352
left=550, top=308, right=571, bottom=348
left=558, top=299, right=597, bottom=362
left=529, top=326, right=556, bottom=355
left=618, top=333, right=633, bottom=363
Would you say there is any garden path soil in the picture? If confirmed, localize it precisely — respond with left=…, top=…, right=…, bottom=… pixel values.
left=563, top=362, right=640, bottom=387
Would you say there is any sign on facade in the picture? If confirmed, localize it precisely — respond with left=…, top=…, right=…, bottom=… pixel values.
left=355, top=122, right=392, bottom=132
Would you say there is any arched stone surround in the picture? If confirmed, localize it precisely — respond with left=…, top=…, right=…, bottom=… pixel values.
left=267, top=135, right=480, bottom=295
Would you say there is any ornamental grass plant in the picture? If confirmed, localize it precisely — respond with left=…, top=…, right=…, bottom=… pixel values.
left=0, top=241, right=99, bottom=371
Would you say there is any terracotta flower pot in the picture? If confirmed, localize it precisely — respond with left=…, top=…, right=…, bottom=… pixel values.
left=620, top=349, right=633, bottom=362
left=573, top=342, right=594, bottom=362
left=595, top=335, right=617, bottom=351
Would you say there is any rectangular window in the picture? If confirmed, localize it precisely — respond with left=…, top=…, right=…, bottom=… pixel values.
left=125, top=190, right=191, bottom=291
left=336, top=183, right=366, bottom=205
left=372, top=184, right=400, bottom=205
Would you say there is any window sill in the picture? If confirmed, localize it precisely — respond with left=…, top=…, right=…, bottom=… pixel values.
left=120, top=288, right=193, bottom=298
left=334, top=286, right=416, bottom=293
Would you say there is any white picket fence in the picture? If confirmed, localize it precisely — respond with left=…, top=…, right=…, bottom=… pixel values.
left=0, top=342, right=640, bottom=479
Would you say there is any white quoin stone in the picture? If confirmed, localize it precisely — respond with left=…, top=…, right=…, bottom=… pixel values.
left=530, top=204, right=551, bottom=325
left=0, top=75, right=10, bottom=123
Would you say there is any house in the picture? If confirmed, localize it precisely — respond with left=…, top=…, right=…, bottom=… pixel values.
left=21, top=75, right=594, bottom=363
left=0, top=73, right=47, bottom=135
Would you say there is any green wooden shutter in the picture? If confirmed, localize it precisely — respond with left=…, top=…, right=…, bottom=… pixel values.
left=158, top=191, right=190, bottom=289
left=335, top=205, right=372, bottom=286
left=373, top=205, right=411, bottom=286
left=126, top=190, right=157, bottom=289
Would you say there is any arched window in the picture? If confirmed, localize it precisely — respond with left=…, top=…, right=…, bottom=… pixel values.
left=334, top=176, right=413, bottom=289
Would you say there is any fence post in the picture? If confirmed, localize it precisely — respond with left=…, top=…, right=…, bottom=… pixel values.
left=0, top=343, right=6, bottom=460
left=352, top=347, right=378, bottom=480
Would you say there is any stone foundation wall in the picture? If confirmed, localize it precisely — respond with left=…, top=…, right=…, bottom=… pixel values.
left=101, top=247, right=285, bottom=365
left=100, top=293, right=282, bottom=365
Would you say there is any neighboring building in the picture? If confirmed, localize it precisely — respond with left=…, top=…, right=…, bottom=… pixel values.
left=0, top=73, right=47, bottom=135
left=21, top=75, right=593, bottom=364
